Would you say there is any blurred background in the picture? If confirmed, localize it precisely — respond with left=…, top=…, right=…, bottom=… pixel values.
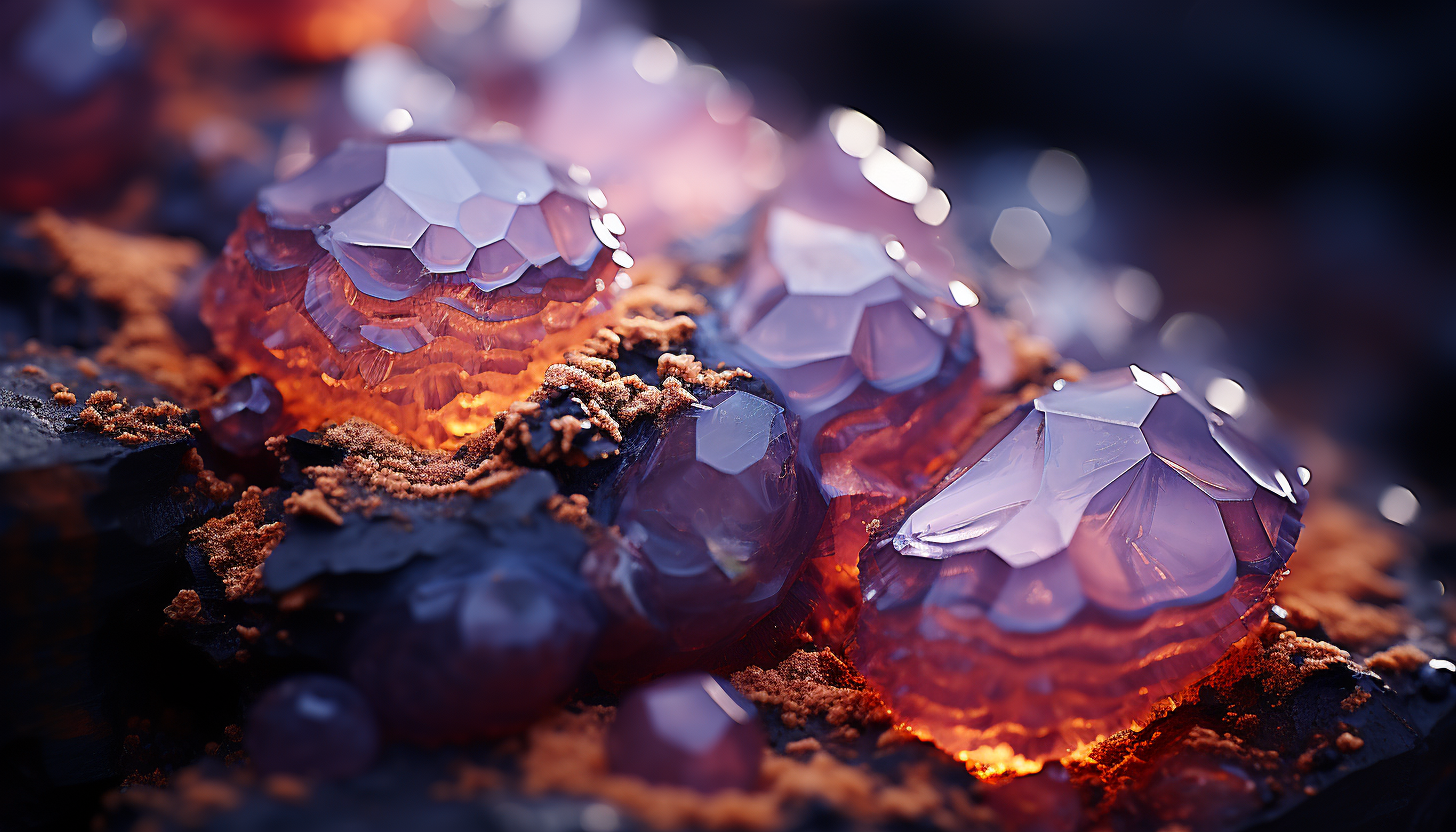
left=3, top=0, right=1453, bottom=560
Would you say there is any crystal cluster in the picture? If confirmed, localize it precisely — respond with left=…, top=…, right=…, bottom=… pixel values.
left=202, top=137, right=624, bottom=446
left=855, top=366, right=1307, bottom=766
left=606, top=673, right=765, bottom=792
left=589, top=390, right=824, bottom=678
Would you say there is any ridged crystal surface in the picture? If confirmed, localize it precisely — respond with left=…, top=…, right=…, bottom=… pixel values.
left=726, top=207, right=971, bottom=420
left=202, top=138, right=621, bottom=446
left=855, top=366, right=1307, bottom=766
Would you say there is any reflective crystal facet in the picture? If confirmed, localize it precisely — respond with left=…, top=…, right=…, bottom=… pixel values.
left=588, top=391, right=825, bottom=680
left=245, top=674, right=380, bottom=779
left=855, top=366, right=1307, bottom=765
left=203, top=374, right=284, bottom=455
left=203, top=138, right=621, bottom=446
left=606, top=673, right=765, bottom=792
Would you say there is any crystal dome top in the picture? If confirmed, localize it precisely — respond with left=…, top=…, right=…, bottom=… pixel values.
left=855, top=366, right=1307, bottom=766
left=203, top=138, right=623, bottom=446
left=892, top=365, right=1305, bottom=627
left=725, top=207, right=975, bottom=418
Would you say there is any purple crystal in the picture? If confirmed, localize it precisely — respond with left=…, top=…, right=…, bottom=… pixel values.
left=245, top=674, right=379, bottom=779
left=588, top=390, right=824, bottom=674
left=606, top=673, right=765, bottom=792
left=203, top=374, right=284, bottom=454
left=253, top=137, right=618, bottom=324
left=349, top=556, right=598, bottom=744
left=854, top=365, right=1309, bottom=763
left=724, top=207, right=975, bottom=419
left=887, top=365, right=1307, bottom=626
left=202, top=136, right=623, bottom=447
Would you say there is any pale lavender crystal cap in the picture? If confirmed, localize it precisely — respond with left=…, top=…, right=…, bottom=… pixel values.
left=725, top=207, right=972, bottom=416
left=887, top=365, right=1307, bottom=632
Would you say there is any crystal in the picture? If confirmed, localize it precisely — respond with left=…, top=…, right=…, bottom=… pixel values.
left=855, top=366, right=1307, bottom=765
left=588, top=390, right=824, bottom=678
left=606, top=673, right=764, bottom=792
left=774, top=108, right=961, bottom=284
left=717, top=205, right=988, bottom=651
left=725, top=208, right=969, bottom=422
left=203, top=374, right=285, bottom=455
left=245, top=674, right=380, bottom=779
left=349, top=554, right=599, bottom=744
left=202, top=138, right=621, bottom=447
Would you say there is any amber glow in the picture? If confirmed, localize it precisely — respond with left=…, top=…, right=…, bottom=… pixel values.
left=233, top=303, right=618, bottom=448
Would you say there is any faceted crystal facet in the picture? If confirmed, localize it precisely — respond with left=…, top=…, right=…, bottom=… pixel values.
left=855, top=366, right=1307, bottom=765
left=202, top=138, right=621, bottom=446
left=606, top=673, right=765, bottom=792
left=725, top=208, right=971, bottom=421
left=203, top=374, right=285, bottom=455
left=245, top=674, right=380, bottom=779
left=349, top=556, right=599, bottom=744
left=588, top=391, right=825, bottom=680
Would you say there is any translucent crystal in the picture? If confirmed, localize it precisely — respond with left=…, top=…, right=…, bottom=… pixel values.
left=203, top=374, right=284, bottom=455
left=202, top=138, right=621, bottom=446
left=718, top=205, right=987, bottom=652
left=856, top=366, right=1307, bottom=764
left=588, top=391, right=824, bottom=679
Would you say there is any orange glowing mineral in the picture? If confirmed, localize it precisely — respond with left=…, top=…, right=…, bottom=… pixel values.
left=202, top=138, right=626, bottom=446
